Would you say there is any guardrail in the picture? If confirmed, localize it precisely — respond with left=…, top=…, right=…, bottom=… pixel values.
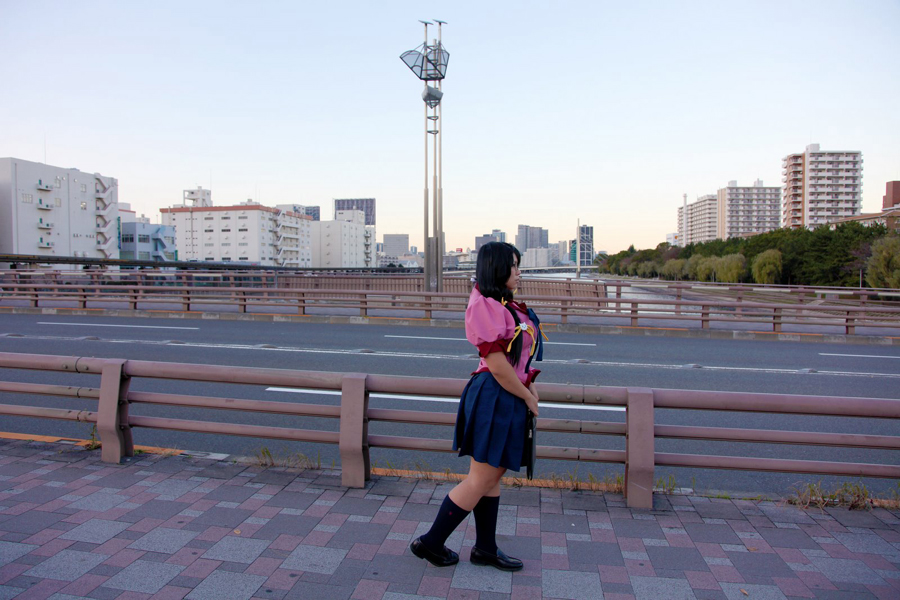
left=0, top=352, right=897, bottom=509
left=5, top=268, right=898, bottom=306
left=3, top=282, right=900, bottom=335
left=0, top=269, right=608, bottom=298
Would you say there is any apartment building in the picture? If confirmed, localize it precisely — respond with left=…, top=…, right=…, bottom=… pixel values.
left=310, top=210, right=374, bottom=268
left=120, top=222, right=176, bottom=261
left=677, top=194, right=718, bottom=245
left=161, top=191, right=312, bottom=267
left=716, top=179, right=781, bottom=239
left=782, top=144, right=863, bottom=230
left=0, top=157, right=119, bottom=261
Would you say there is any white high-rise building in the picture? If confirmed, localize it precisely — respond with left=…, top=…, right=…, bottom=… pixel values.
left=161, top=191, right=311, bottom=267
left=0, top=157, right=119, bottom=261
left=717, top=179, right=781, bottom=239
left=310, top=210, right=374, bottom=268
left=782, top=144, right=863, bottom=230
left=677, top=194, right=718, bottom=245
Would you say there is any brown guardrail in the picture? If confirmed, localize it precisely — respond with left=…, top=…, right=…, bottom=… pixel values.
left=0, top=352, right=897, bottom=509
left=2, top=281, right=900, bottom=335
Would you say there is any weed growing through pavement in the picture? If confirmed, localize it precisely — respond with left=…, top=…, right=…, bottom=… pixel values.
left=84, top=425, right=100, bottom=451
left=785, top=480, right=895, bottom=510
left=654, top=474, right=677, bottom=494
left=248, top=446, right=320, bottom=469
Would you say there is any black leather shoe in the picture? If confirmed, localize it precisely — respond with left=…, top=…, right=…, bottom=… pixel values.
left=470, top=546, right=524, bottom=571
left=410, top=537, right=459, bottom=567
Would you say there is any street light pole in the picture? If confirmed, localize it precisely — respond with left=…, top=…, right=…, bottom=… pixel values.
left=401, top=20, right=449, bottom=292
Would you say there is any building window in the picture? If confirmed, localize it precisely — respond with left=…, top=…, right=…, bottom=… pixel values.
left=204, top=216, right=214, bottom=220
left=238, top=242, right=248, bottom=246
left=138, top=234, right=150, bottom=243
left=239, top=257, right=248, bottom=260
left=80, top=202, right=87, bottom=210
left=204, top=243, right=214, bottom=247
left=238, top=228, right=248, bottom=232
left=204, top=229, right=213, bottom=232
left=138, top=252, right=151, bottom=260
left=122, top=234, right=134, bottom=243
left=221, top=243, right=231, bottom=247
left=221, top=216, right=231, bottom=220
left=221, top=228, right=231, bottom=232
left=22, top=194, right=33, bottom=203
left=238, top=216, right=248, bottom=219
left=80, top=184, right=87, bottom=192
left=205, top=257, right=213, bottom=261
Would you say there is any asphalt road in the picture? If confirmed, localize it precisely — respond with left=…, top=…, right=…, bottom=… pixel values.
left=0, top=312, right=897, bottom=497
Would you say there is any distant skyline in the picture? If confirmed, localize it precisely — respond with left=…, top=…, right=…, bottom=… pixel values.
left=1, top=1, right=898, bottom=254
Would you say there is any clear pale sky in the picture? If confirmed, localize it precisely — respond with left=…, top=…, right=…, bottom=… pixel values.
left=2, top=1, right=898, bottom=254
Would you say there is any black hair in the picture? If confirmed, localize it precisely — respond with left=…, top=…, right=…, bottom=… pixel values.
left=476, top=241, right=524, bottom=365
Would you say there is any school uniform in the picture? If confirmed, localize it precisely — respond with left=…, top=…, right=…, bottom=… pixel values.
left=453, top=285, right=545, bottom=471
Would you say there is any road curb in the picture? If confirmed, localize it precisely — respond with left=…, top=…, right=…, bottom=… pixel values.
left=2, top=305, right=898, bottom=345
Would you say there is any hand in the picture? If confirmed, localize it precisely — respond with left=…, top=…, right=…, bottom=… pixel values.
left=528, top=383, right=540, bottom=402
left=524, top=393, right=539, bottom=416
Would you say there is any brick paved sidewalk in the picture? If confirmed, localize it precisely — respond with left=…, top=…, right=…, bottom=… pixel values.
left=0, top=440, right=897, bottom=600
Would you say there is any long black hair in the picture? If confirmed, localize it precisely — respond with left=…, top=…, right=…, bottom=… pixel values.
left=476, top=241, right=524, bottom=365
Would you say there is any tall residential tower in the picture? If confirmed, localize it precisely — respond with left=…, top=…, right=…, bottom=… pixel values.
left=782, top=144, right=862, bottom=230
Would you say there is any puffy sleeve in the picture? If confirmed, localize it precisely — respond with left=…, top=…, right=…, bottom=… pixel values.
left=465, top=291, right=516, bottom=358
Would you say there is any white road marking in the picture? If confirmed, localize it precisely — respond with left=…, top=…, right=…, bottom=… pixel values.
left=266, top=387, right=625, bottom=412
left=385, top=335, right=463, bottom=341
left=384, top=334, right=596, bottom=347
left=8, top=334, right=900, bottom=380
left=819, top=353, right=900, bottom=360
left=38, top=322, right=199, bottom=330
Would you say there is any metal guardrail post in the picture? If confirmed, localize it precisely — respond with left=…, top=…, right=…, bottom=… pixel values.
left=701, top=305, right=710, bottom=329
left=846, top=310, right=855, bottom=335
left=97, top=359, right=133, bottom=464
left=297, top=291, right=305, bottom=316
left=360, top=294, right=367, bottom=317
left=625, top=387, right=654, bottom=509
left=339, top=373, right=370, bottom=488
left=773, top=307, right=782, bottom=332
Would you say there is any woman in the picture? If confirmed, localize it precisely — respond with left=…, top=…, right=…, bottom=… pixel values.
left=410, top=241, right=545, bottom=571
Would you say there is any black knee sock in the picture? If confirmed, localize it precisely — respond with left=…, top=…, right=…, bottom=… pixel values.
left=420, top=496, right=470, bottom=552
left=473, top=495, right=500, bottom=554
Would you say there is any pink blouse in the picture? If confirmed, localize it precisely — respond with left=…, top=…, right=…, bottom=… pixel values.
left=465, top=286, right=540, bottom=386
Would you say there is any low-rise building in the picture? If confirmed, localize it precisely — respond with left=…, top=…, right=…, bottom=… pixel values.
left=0, top=157, right=119, bottom=262
left=310, top=210, right=373, bottom=268
left=161, top=189, right=311, bottom=267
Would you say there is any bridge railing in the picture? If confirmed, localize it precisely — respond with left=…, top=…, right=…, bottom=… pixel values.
left=0, top=352, right=897, bottom=509
left=3, top=282, right=900, bottom=335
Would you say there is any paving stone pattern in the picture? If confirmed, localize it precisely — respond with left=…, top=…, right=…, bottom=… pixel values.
left=0, top=440, right=898, bottom=599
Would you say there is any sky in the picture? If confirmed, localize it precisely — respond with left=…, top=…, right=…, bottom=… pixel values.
left=1, top=1, right=898, bottom=255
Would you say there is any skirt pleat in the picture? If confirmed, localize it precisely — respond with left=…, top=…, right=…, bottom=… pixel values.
left=453, top=371, right=528, bottom=471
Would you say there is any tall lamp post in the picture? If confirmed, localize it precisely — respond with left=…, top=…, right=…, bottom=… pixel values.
left=401, top=20, right=449, bottom=292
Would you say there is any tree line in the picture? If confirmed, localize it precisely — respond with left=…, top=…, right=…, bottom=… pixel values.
left=597, top=222, right=900, bottom=288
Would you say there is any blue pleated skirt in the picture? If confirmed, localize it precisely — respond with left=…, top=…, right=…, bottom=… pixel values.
left=453, top=371, right=528, bottom=471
